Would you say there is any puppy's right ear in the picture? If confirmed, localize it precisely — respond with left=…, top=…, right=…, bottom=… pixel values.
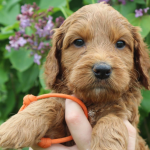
left=45, top=28, right=64, bottom=89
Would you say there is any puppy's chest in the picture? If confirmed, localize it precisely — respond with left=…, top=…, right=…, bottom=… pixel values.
left=87, top=103, right=128, bottom=127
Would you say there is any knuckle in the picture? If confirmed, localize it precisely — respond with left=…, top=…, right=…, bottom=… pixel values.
left=65, top=112, right=81, bottom=124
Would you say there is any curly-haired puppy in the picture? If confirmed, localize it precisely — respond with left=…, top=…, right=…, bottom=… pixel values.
left=0, top=2, right=150, bottom=150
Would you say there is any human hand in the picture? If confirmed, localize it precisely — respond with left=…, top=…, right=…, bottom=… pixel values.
left=30, top=96, right=136, bottom=150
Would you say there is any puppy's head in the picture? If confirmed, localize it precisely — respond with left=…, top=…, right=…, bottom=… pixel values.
left=45, top=3, right=150, bottom=103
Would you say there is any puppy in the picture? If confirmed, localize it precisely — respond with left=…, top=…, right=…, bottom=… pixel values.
left=0, top=2, right=150, bottom=150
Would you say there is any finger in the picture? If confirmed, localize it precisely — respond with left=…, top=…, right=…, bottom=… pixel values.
left=65, top=97, right=92, bottom=150
left=123, top=120, right=136, bottom=150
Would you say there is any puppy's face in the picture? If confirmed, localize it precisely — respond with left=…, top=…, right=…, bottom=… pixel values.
left=45, top=3, right=150, bottom=103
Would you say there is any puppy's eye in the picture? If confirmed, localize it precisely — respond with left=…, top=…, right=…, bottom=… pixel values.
left=116, top=40, right=126, bottom=49
left=73, top=39, right=85, bottom=47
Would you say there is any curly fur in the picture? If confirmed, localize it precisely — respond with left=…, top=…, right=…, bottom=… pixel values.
left=0, top=2, right=150, bottom=150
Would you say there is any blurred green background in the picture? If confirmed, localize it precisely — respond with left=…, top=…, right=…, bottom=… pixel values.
left=0, top=0, right=150, bottom=149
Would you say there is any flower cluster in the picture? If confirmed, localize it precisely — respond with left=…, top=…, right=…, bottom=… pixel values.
left=98, top=0, right=109, bottom=3
left=98, top=0, right=134, bottom=4
left=135, top=7, right=149, bottom=17
left=6, top=3, right=64, bottom=65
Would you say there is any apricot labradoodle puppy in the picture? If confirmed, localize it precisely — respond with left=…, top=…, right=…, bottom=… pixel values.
left=0, top=2, right=150, bottom=150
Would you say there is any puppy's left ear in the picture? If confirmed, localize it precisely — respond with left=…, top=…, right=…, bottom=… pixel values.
left=133, top=27, right=150, bottom=90
left=45, top=28, right=64, bottom=89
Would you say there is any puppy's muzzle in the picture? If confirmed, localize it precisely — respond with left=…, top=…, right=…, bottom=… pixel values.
left=92, top=62, right=112, bottom=80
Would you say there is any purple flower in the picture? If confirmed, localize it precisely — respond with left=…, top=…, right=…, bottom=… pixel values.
left=35, top=25, right=45, bottom=37
left=9, top=36, right=27, bottom=50
left=21, top=4, right=33, bottom=16
left=44, top=16, right=54, bottom=31
left=135, top=9, right=143, bottom=17
left=98, top=0, right=109, bottom=3
left=17, top=37, right=27, bottom=46
left=35, top=16, right=53, bottom=37
left=20, top=15, right=31, bottom=28
left=6, top=45, right=11, bottom=52
left=19, top=28, right=25, bottom=34
left=27, top=38, right=34, bottom=44
left=118, top=0, right=126, bottom=5
left=34, top=53, right=41, bottom=65
left=55, top=16, right=64, bottom=27
left=38, top=42, right=44, bottom=50
left=144, top=7, right=149, bottom=13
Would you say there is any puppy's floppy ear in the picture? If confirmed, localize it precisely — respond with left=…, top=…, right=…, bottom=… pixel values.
left=45, top=28, right=64, bottom=89
left=133, top=27, right=150, bottom=90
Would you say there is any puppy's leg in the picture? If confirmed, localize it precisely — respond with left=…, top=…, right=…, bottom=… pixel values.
left=0, top=98, right=65, bottom=149
left=91, top=114, right=128, bottom=150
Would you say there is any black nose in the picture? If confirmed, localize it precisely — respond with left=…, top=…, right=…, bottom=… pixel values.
left=92, top=63, right=112, bottom=79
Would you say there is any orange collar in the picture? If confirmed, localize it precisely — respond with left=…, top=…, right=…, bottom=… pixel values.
left=19, top=93, right=88, bottom=148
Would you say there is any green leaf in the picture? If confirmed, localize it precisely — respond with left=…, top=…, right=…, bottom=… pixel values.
left=17, top=64, right=39, bottom=92
left=141, top=90, right=150, bottom=114
left=126, top=13, right=136, bottom=23
left=120, top=1, right=136, bottom=17
left=3, top=90, right=15, bottom=119
left=127, top=14, right=150, bottom=38
left=0, top=3, right=19, bottom=25
left=39, top=88, right=51, bottom=95
left=145, top=32, right=150, bottom=48
left=140, top=16, right=150, bottom=37
left=39, top=0, right=67, bottom=9
left=113, top=5, right=121, bottom=12
left=0, top=30, right=15, bottom=40
left=24, top=0, right=40, bottom=5
left=130, top=17, right=141, bottom=26
left=4, top=0, right=21, bottom=11
left=9, top=48, right=34, bottom=72
left=0, top=66, right=8, bottom=84
left=2, top=22, right=19, bottom=31
left=39, top=64, right=46, bottom=89
left=25, top=27, right=34, bottom=36
left=134, top=0, right=145, bottom=4
left=61, top=7, right=74, bottom=17
left=83, top=0, right=92, bottom=5
left=0, top=84, right=7, bottom=102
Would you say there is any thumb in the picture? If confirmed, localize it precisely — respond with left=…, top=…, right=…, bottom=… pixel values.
left=124, top=120, right=136, bottom=150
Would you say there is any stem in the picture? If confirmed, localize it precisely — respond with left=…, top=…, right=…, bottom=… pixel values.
left=66, top=0, right=70, bottom=9
left=146, top=0, right=150, bottom=7
left=92, top=0, right=95, bottom=4
left=60, top=6, right=68, bottom=19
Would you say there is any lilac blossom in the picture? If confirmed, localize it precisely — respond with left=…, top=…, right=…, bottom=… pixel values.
left=38, top=42, right=44, bottom=50
left=7, top=3, right=64, bottom=65
left=17, top=37, right=27, bottom=46
left=19, top=15, right=31, bottom=28
left=44, top=16, right=54, bottom=31
left=21, top=4, right=33, bottom=16
left=34, top=53, right=41, bottom=65
left=135, top=9, right=143, bottom=17
left=6, top=45, right=11, bottom=52
left=35, top=16, right=54, bottom=37
left=118, top=0, right=126, bottom=5
left=55, top=16, right=64, bottom=27
left=9, top=36, right=27, bottom=50
left=144, top=7, right=149, bottom=13
left=98, top=0, right=109, bottom=3
left=27, top=38, right=34, bottom=44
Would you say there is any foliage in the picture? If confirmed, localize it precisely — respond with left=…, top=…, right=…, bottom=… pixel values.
left=0, top=0, right=150, bottom=149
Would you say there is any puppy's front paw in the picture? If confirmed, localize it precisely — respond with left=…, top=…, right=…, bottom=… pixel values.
left=0, top=115, right=40, bottom=149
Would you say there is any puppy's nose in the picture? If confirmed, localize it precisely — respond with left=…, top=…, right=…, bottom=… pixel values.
left=92, top=63, right=112, bottom=79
